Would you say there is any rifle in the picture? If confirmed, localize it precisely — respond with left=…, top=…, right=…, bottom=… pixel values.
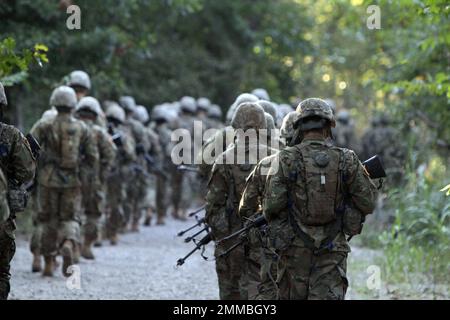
left=177, top=217, right=206, bottom=237
left=184, top=225, right=208, bottom=243
left=176, top=232, right=212, bottom=266
left=143, top=154, right=169, bottom=180
left=188, top=205, right=206, bottom=217
left=216, top=215, right=267, bottom=245
left=177, top=165, right=199, bottom=173
left=26, top=133, right=41, bottom=160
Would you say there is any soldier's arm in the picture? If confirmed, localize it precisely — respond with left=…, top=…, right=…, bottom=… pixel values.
left=345, top=150, right=378, bottom=216
left=262, top=153, right=288, bottom=221
left=238, top=166, right=262, bottom=218
left=8, top=128, right=36, bottom=184
left=205, top=162, right=228, bottom=239
left=82, top=125, right=99, bottom=168
left=98, top=129, right=117, bottom=178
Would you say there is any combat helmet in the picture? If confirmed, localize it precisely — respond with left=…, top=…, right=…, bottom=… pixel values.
left=264, top=112, right=275, bottom=132
left=67, top=70, right=91, bottom=90
left=336, top=109, right=351, bottom=124
left=197, top=97, right=211, bottom=112
left=0, top=82, right=7, bottom=108
left=258, top=100, right=277, bottom=122
left=280, top=111, right=300, bottom=141
left=134, top=105, right=150, bottom=123
left=41, top=107, right=58, bottom=121
left=251, top=88, right=270, bottom=101
left=295, top=98, right=336, bottom=131
left=180, top=96, right=197, bottom=113
left=226, top=93, right=259, bottom=124
left=324, top=98, right=336, bottom=115
left=76, top=96, right=102, bottom=116
left=106, top=102, right=126, bottom=123
left=208, top=104, right=222, bottom=120
left=231, top=102, right=266, bottom=130
left=119, top=96, right=137, bottom=113
left=50, top=86, right=77, bottom=109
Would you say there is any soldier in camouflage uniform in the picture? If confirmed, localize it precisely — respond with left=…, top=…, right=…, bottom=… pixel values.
left=31, top=86, right=98, bottom=277
left=104, top=103, right=136, bottom=244
left=197, top=97, right=212, bottom=131
left=119, top=96, right=149, bottom=231
left=133, top=105, right=164, bottom=227
left=251, top=88, right=270, bottom=101
left=332, top=109, right=361, bottom=156
left=263, top=98, right=377, bottom=300
left=199, top=93, right=259, bottom=182
left=206, top=102, right=275, bottom=300
left=361, top=113, right=405, bottom=186
left=28, top=107, right=58, bottom=272
left=238, top=111, right=299, bottom=300
left=172, top=96, right=197, bottom=220
left=151, top=106, right=175, bottom=225
left=0, top=82, right=36, bottom=299
left=75, top=97, right=116, bottom=259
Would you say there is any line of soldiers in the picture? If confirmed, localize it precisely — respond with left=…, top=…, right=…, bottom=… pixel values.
left=196, top=91, right=403, bottom=300
left=25, top=70, right=228, bottom=278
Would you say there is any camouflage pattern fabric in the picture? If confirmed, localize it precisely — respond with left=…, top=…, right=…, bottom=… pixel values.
left=263, top=137, right=377, bottom=300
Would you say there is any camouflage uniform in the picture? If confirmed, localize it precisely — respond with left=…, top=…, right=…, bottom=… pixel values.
left=31, top=86, right=98, bottom=277
left=361, top=114, right=406, bottom=186
left=263, top=98, right=377, bottom=300
left=0, top=82, right=36, bottom=298
left=206, top=102, right=273, bottom=300
left=151, top=106, right=175, bottom=225
left=104, top=103, right=136, bottom=243
left=119, top=96, right=149, bottom=230
left=332, top=110, right=361, bottom=156
left=238, top=112, right=298, bottom=300
left=76, top=97, right=116, bottom=258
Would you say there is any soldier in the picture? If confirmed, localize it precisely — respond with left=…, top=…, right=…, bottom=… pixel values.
left=28, top=107, right=58, bottom=272
left=206, top=102, right=275, bottom=300
left=199, top=93, right=259, bottom=181
left=172, top=96, right=197, bottom=220
left=133, top=105, right=163, bottom=227
left=0, top=82, right=36, bottom=299
left=196, top=97, right=212, bottom=131
left=75, top=97, right=116, bottom=259
left=104, top=102, right=136, bottom=244
left=238, top=112, right=298, bottom=300
left=263, top=98, right=378, bottom=300
left=31, top=86, right=98, bottom=277
left=333, top=109, right=361, bottom=156
left=119, top=96, right=149, bottom=231
left=151, top=106, right=174, bottom=225
left=276, top=104, right=294, bottom=128
left=361, top=113, right=405, bottom=186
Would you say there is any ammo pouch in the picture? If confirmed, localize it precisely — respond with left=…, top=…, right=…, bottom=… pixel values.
left=343, top=207, right=365, bottom=236
left=7, top=184, right=28, bottom=214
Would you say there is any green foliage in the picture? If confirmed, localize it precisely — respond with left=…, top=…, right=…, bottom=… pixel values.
left=379, top=159, right=450, bottom=285
left=0, top=37, right=48, bottom=85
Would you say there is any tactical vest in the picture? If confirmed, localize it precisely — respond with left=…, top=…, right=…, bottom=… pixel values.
left=284, top=140, right=348, bottom=253
left=287, top=140, right=345, bottom=226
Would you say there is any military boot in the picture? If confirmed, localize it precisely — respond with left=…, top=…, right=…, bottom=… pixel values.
left=61, top=240, right=74, bottom=277
left=42, top=256, right=54, bottom=277
left=144, top=208, right=152, bottom=226
left=81, top=237, right=95, bottom=260
left=156, top=217, right=165, bottom=225
left=31, top=250, right=42, bottom=273
left=131, top=219, right=139, bottom=232
left=110, top=234, right=118, bottom=246
left=73, top=242, right=80, bottom=264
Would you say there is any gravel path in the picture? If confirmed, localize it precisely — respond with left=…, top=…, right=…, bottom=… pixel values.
left=9, top=217, right=219, bottom=300
left=10, top=216, right=441, bottom=300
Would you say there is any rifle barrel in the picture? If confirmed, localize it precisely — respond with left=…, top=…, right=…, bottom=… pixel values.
left=184, top=226, right=208, bottom=243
